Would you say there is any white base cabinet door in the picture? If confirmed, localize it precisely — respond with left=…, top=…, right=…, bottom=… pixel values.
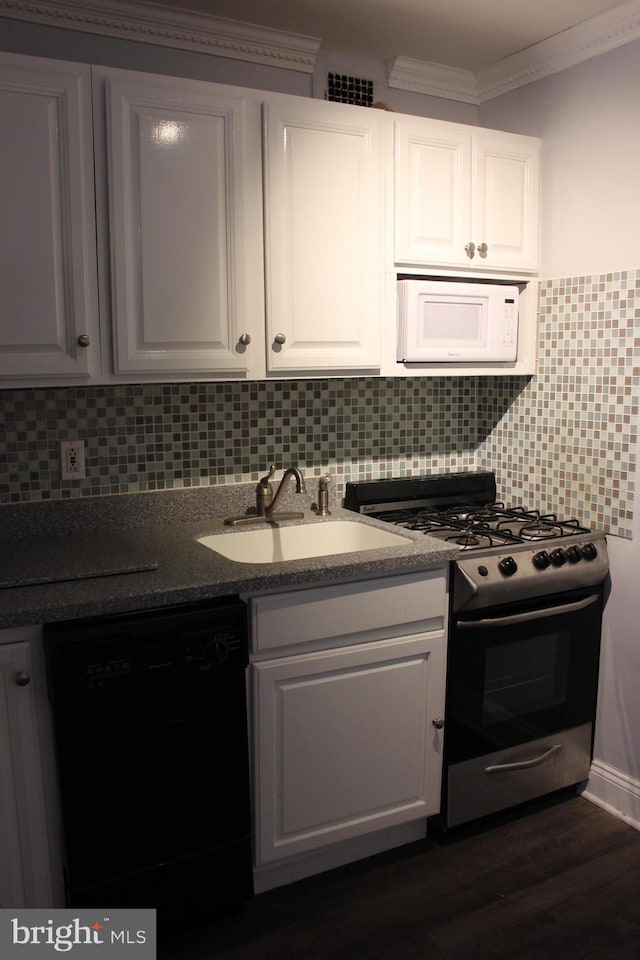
left=263, top=96, right=385, bottom=372
left=0, top=54, right=99, bottom=383
left=100, top=68, right=266, bottom=378
left=394, top=117, right=540, bottom=272
left=0, top=629, right=60, bottom=907
left=253, top=630, right=446, bottom=866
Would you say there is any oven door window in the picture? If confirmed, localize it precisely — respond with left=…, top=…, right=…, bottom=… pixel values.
left=446, top=588, right=602, bottom=764
left=483, top=629, right=570, bottom=724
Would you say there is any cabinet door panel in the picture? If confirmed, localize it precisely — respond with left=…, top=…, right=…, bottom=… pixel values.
left=253, top=632, right=445, bottom=864
left=394, top=118, right=472, bottom=266
left=0, top=55, right=99, bottom=380
left=264, top=99, right=383, bottom=370
left=473, top=133, right=540, bottom=270
left=105, top=73, right=264, bottom=376
left=0, top=637, right=56, bottom=907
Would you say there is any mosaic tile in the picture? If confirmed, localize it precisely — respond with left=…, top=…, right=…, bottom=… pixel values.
left=477, top=269, right=639, bottom=538
left=0, top=378, right=478, bottom=506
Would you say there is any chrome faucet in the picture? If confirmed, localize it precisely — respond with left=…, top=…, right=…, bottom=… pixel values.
left=265, top=467, right=306, bottom=520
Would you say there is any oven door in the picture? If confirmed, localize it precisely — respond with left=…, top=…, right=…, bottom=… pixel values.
left=443, top=585, right=603, bottom=827
left=446, top=585, right=602, bottom=763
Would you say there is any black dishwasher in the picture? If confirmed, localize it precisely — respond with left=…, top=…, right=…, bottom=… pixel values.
left=44, top=596, right=252, bottom=930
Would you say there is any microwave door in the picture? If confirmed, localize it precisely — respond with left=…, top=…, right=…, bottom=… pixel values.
left=406, top=293, right=490, bottom=362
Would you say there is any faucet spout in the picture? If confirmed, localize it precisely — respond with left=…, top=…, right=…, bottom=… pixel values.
left=264, top=467, right=306, bottom=520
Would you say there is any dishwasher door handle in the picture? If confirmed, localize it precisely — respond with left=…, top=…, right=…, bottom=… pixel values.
left=485, top=743, right=563, bottom=775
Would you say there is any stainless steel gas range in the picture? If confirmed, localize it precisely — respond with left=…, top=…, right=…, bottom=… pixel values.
left=345, top=471, right=609, bottom=829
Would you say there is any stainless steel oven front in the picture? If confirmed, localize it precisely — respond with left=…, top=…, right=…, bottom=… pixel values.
left=443, top=583, right=604, bottom=828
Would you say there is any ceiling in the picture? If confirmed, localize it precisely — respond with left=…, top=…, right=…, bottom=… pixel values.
left=155, top=0, right=627, bottom=71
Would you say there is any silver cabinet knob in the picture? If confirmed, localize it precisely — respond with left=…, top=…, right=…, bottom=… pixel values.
left=274, top=333, right=287, bottom=345
left=15, top=671, right=31, bottom=687
left=77, top=334, right=91, bottom=347
left=432, top=717, right=444, bottom=729
left=238, top=333, right=251, bottom=346
left=464, top=242, right=475, bottom=259
left=477, top=242, right=488, bottom=257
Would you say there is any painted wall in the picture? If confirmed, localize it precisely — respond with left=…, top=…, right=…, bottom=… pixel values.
left=480, top=40, right=640, bottom=806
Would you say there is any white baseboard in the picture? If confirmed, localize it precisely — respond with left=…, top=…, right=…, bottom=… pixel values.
left=253, top=820, right=426, bottom=894
left=581, top=759, right=640, bottom=831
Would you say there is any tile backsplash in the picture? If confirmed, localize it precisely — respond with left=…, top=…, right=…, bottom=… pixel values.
left=479, top=270, right=639, bottom=538
left=1, top=269, right=638, bottom=538
left=0, top=377, right=479, bottom=504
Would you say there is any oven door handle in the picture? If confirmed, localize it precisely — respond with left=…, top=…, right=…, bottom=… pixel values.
left=458, top=592, right=600, bottom=629
left=485, top=743, right=563, bottom=774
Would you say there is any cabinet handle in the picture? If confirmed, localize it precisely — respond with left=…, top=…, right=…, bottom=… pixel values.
left=477, top=242, right=488, bottom=257
left=432, top=717, right=444, bottom=729
left=77, top=334, right=91, bottom=347
left=15, top=671, right=31, bottom=687
left=238, top=333, right=251, bottom=346
left=464, top=242, right=475, bottom=259
left=274, top=333, right=287, bottom=345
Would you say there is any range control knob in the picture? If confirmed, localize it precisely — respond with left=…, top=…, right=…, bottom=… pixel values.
left=550, top=548, right=567, bottom=566
left=582, top=542, right=598, bottom=561
left=566, top=545, right=582, bottom=564
left=532, top=550, right=551, bottom=570
left=498, top=556, right=518, bottom=577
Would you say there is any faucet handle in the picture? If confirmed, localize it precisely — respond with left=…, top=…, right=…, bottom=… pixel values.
left=259, top=464, right=276, bottom=487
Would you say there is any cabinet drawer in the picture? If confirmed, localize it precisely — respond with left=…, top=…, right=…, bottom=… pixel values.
left=248, top=570, right=447, bottom=655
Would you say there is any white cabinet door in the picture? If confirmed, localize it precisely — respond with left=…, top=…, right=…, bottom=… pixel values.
left=102, top=69, right=265, bottom=378
left=263, top=97, right=385, bottom=371
left=0, top=54, right=99, bottom=382
left=253, top=631, right=446, bottom=865
left=473, top=131, right=540, bottom=272
left=394, top=117, right=472, bottom=267
left=394, top=117, right=540, bottom=272
left=0, top=633, right=58, bottom=907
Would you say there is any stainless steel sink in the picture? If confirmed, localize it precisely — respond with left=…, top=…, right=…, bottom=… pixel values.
left=197, top=520, right=411, bottom=564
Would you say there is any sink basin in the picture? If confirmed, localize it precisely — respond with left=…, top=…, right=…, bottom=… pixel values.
left=197, top=520, right=411, bottom=564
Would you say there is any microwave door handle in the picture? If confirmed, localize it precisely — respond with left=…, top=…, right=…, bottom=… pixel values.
left=457, top=593, right=600, bottom=629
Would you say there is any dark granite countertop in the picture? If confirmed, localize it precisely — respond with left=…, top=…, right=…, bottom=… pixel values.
left=0, top=483, right=458, bottom=630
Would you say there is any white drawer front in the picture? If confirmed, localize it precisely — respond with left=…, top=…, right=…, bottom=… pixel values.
left=249, top=570, right=447, bottom=655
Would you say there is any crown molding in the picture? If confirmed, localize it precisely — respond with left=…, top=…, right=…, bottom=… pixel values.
left=388, top=0, right=640, bottom=104
left=0, top=0, right=321, bottom=73
left=3, top=0, right=640, bottom=96
left=386, top=56, right=478, bottom=105
left=477, top=0, right=640, bottom=101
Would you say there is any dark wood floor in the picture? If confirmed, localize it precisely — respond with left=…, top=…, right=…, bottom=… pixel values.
left=161, top=793, right=640, bottom=960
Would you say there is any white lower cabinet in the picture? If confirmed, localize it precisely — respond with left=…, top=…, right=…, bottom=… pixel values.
left=248, top=571, right=447, bottom=877
left=0, top=627, right=62, bottom=907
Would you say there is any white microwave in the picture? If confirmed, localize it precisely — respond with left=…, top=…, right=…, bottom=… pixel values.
left=397, top=279, right=519, bottom=363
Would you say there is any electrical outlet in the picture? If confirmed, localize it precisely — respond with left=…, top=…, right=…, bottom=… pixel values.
left=60, top=440, right=86, bottom=480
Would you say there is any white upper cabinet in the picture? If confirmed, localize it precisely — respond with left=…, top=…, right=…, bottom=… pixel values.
left=262, top=97, right=385, bottom=372
left=100, top=69, right=266, bottom=379
left=394, top=117, right=540, bottom=272
left=0, top=54, right=100, bottom=383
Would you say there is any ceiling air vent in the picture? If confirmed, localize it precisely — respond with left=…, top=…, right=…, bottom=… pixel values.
left=326, top=73, right=373, bottom=107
